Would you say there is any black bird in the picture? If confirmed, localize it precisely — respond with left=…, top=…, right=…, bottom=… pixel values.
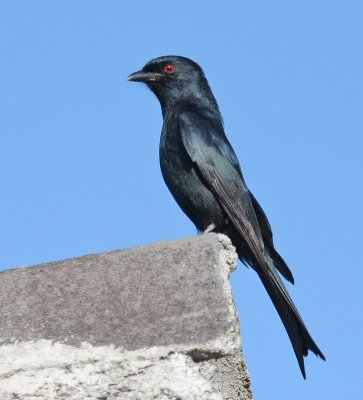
left=128, top=55, right=325, bottom=378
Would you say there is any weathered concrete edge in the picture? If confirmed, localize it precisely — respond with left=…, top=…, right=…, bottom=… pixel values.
left=0, top=340, right=223, bottom=400
left=210, top=234, right=252, bottom=399
left=0, top=234, right=253, bottom=399
left=0, top=338, right=253, bottom=400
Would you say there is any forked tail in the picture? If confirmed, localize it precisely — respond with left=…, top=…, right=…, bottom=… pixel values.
left=255, top=253, right=325, bottom=378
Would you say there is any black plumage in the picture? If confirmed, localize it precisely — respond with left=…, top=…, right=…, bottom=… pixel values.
left=128, top=55, right=325, bottom=378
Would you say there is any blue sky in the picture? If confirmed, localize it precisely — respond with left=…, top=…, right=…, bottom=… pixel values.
left=0, top=1, right=362, bottom=398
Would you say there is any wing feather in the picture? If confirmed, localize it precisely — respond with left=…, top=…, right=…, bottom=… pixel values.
left=179, top=110, right=265, bottom=267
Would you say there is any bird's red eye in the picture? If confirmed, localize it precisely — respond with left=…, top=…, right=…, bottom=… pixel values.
left=163, top=64, right=175, bottom=74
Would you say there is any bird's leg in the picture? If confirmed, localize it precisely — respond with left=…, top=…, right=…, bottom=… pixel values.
left=203, top=223, right=217, bottom=234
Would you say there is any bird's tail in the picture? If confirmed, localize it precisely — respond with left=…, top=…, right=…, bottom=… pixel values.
left=255, top=251, right=325, bottom=378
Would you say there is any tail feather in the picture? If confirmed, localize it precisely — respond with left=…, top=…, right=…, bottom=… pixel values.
left=256, top=253, right=325, bottom=378
left=220, top=227, right=325, bottom=377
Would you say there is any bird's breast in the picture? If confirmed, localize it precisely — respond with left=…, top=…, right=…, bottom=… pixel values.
left=159, top=117, right=226, bottom=231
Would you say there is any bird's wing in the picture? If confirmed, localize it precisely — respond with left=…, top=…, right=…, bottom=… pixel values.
left=179, top=109, right=265, bottom=267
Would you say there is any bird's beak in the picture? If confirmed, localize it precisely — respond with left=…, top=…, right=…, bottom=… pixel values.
left=128, top=70, right=163, bottom=83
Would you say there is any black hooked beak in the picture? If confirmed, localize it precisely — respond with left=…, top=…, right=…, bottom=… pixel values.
left=127, top=70, right=163, bottom=83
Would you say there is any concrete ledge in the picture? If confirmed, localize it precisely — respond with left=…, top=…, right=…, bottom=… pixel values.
left=0, top=233, right=252, bottom=399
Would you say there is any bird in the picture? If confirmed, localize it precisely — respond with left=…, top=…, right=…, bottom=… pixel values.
left=128, top=55, right=325, bottom=378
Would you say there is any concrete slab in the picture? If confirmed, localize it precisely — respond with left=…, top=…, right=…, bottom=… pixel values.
left=0, top=233, right=252, bottom=399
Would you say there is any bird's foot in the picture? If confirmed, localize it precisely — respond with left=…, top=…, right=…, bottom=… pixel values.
left=203, top=223, right=217, bottom=234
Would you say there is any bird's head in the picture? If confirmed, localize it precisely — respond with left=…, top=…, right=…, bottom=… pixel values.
left=128, top=56, right=219, bottom=114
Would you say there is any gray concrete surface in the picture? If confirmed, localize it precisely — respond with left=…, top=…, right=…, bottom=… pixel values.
left=0, top=233, right=252, bottom=399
